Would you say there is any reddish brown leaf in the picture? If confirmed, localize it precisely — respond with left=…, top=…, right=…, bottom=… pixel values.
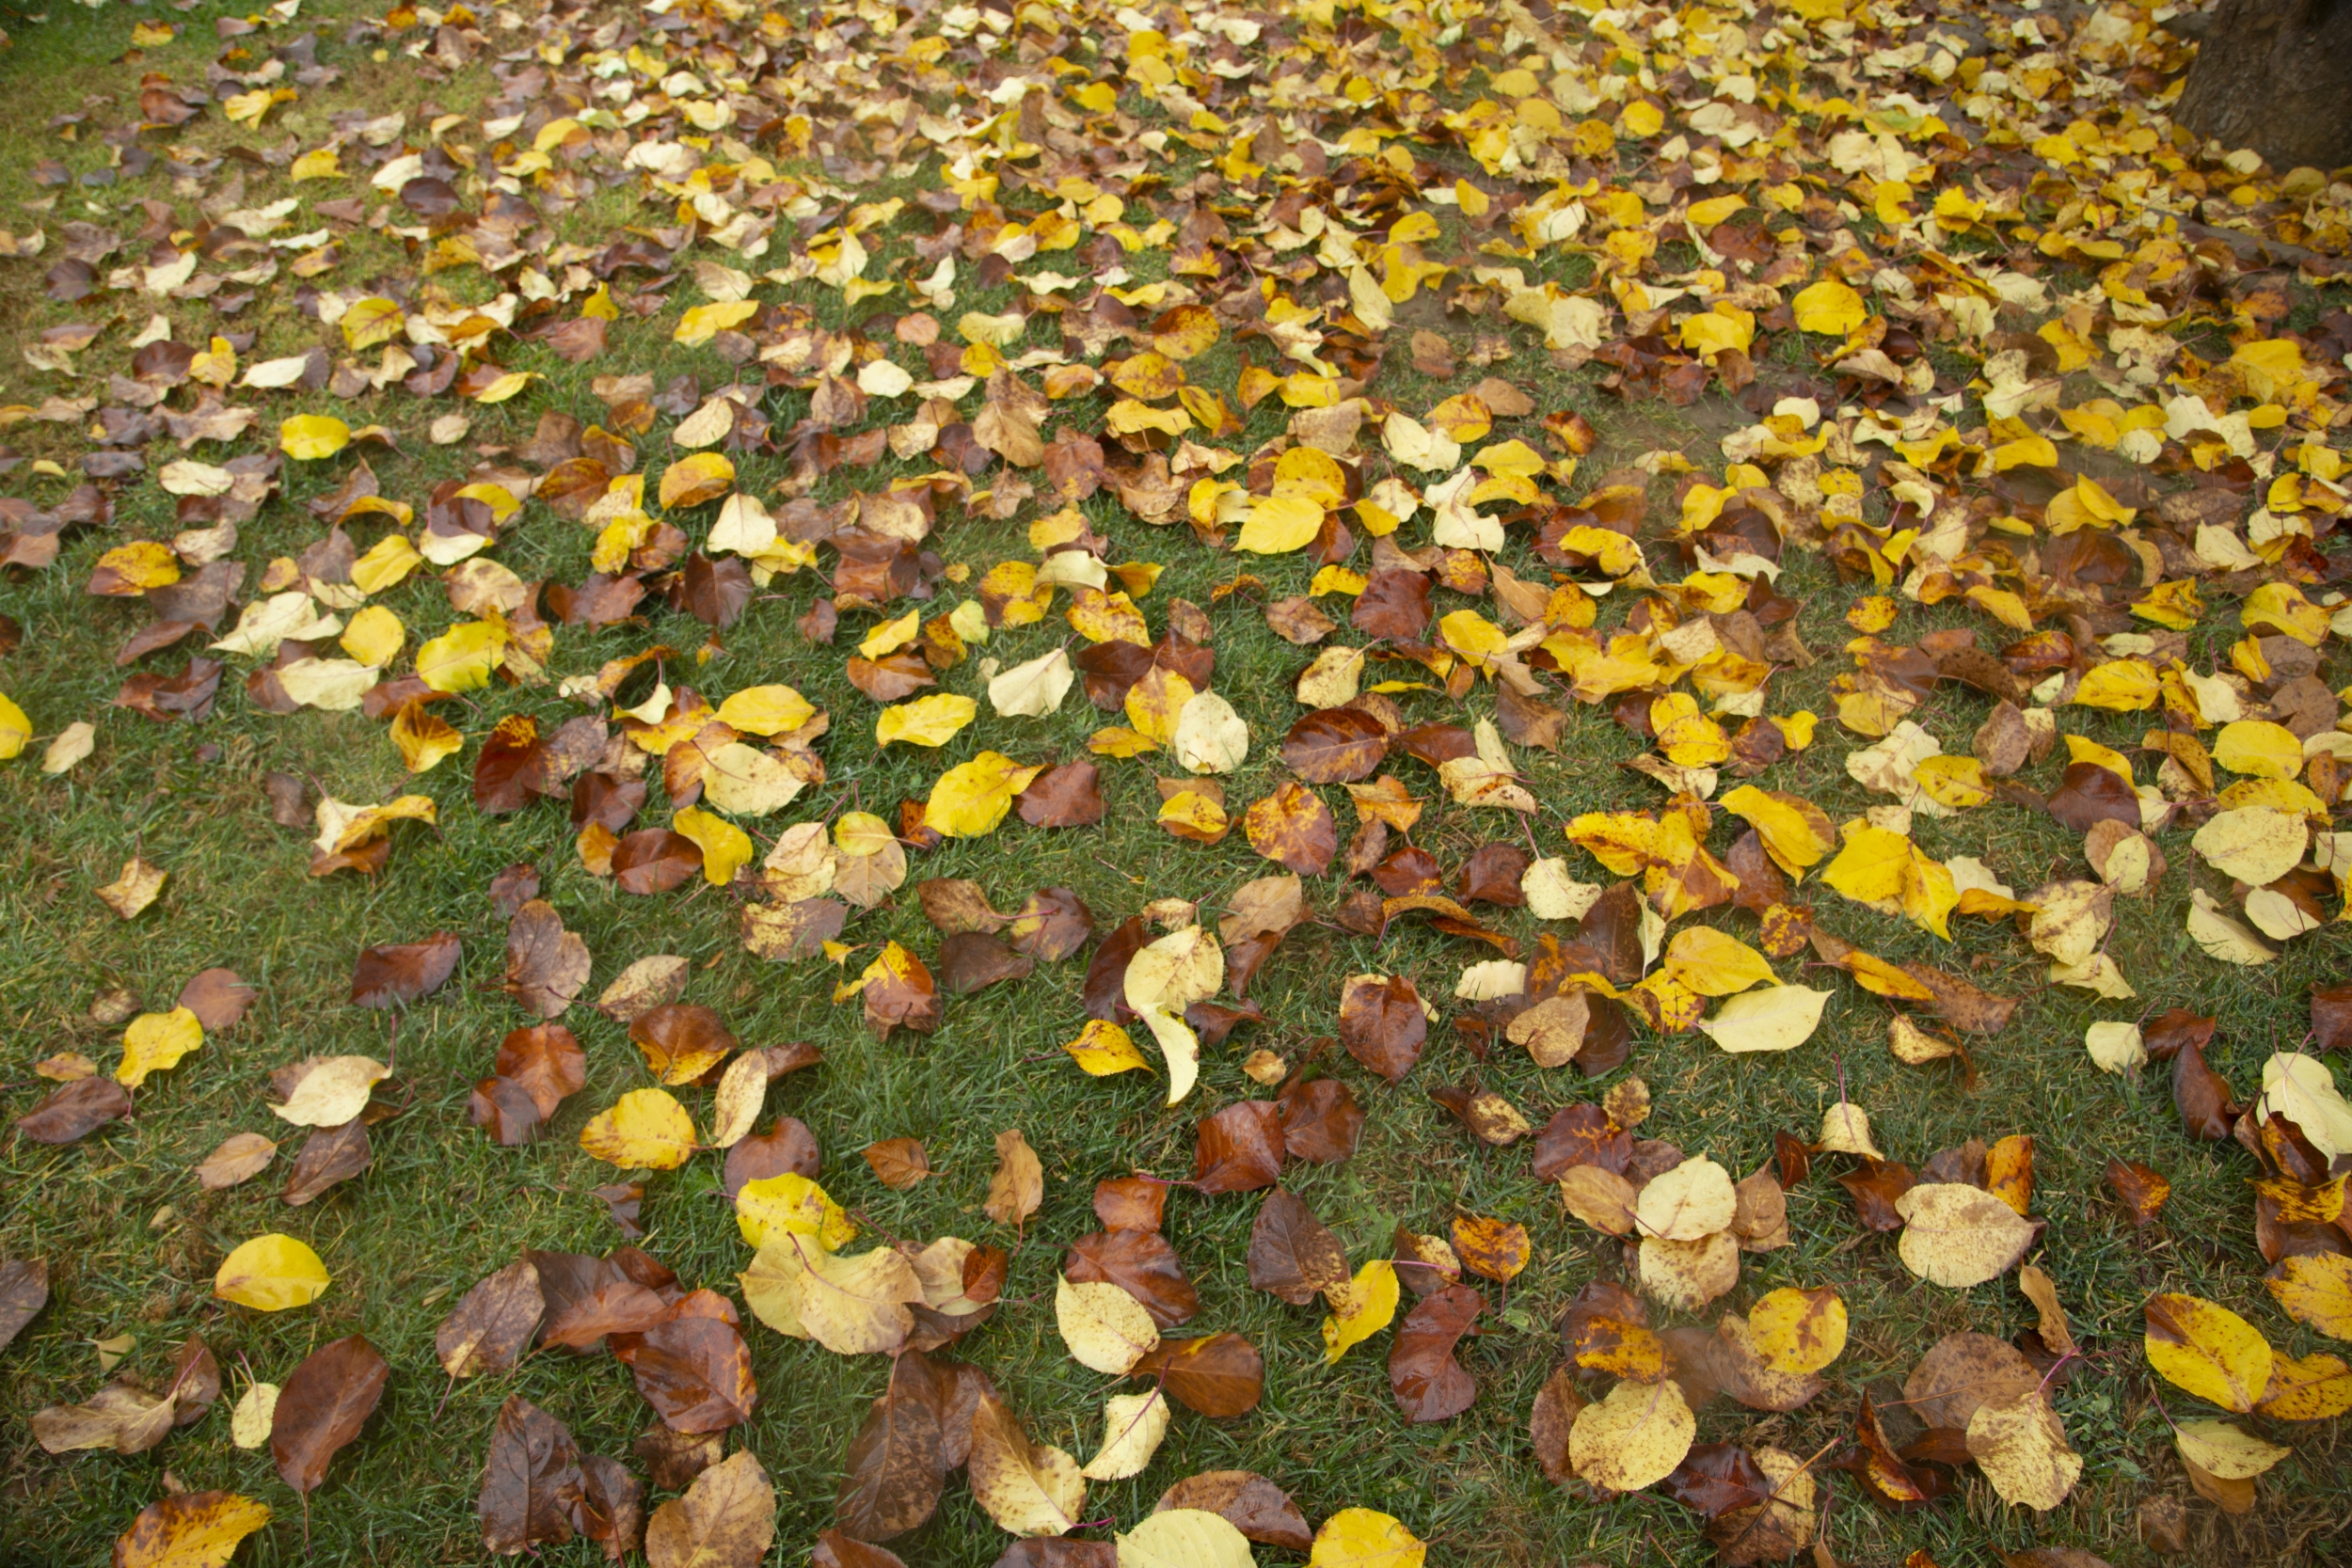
left=2045, top=761, right=2139, bottom=833
left=1388, top=1284, right=1483, bottom=1423
left=1281, top=708, right=1390, bottom=784
left=475, top=716, right=548, bottom=816
left=503, top=900, right=592, bottom=1019
left=495, top=1023, right=587, bottom=1120
left=281, top=1119, right=371, bottom=1206
left=1082, top=917, right=1146, bottom=1022
left=543, top=1281, right=671, bottom=1353
left=612, top=1311, right=757, bottom=1433
left=272, top=1334, right=389, bottom=1494
left=612, top=830, right=701, bottom=895
left=817, top=1530, right=911, bottom=1568
left=1339, top=974, right=1426, bottom=1083
left=1130, top=1333, right=1263, bottom=1417
left=2106, top=1159, right=2172, bottom=1227
left=1456, top=843, right=1528, bottom=906
left=1277, top=1076, right=1363, bottom=1164
left=13, top=1076, right=130, bottom=1144
left=630, top=1004, right=737, bottom=1083
left=2312, top=983, right=2352, bottom=1053
left=479, top=1394, right=586, bottom=1554
left=437, top=1259, right=546, bottom=1376
left=1065, top=1228, right=1199, bottom=1329
left=350, top=932, right=461, bottom=1008
left=1244, top=782, right=1338, bottom=876
left=1351, top=569, right=1432, bottom=640
left=1837, top=1159, right=1916, bottom=1232
left=1092, top=1177, right=1168, bottom=1232
left=1530, top=1104, right=1631, bottom=1179
left=176, top=968, right=255, bottom=1031
left=2172, top=1036, right=2239, bottom=1140
left=1152, top=1471, right=1312, bottom=1551
left=1006, top=887, right=1094, bottom=962
left=1193, top=1101, right=1286, bottom=1195
left=993, top=1543, right=1117, bottom=1568
left=1248, top=1189, right=1347, bottom=1306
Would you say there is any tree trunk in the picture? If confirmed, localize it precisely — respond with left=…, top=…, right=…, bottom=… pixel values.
left=2173, top=0, right=2352, bottom=171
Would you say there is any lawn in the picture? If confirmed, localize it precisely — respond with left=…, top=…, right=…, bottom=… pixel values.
left=0, top=0, right=2348, bottom=1564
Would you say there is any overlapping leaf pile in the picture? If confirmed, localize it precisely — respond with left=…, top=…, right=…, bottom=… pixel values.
left=1, top=0, right=2351, bottom=1560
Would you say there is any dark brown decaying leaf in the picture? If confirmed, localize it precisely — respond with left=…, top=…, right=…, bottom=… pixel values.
left=1016, top=761, right=1106, bottom=828
left=1277, top=1076, right=1364, bottom=1164
left=1082, top=917, right=1146, bottom=1022
left=938, top=931, right=1035, bottom=994
left=1281, top=707, right=1390, bottom=784
left=1659, top=1444, right=1770, bottom=1518
left=1248, top=1188, right=1348, bottom=1306
left=612, top=830, right=702, bottom=895
left=1130, top=1332, right=1264, bottom=1417
left=1389, top=1283, right=1483, bottom=1423
left=281, top=1118, right=371, bottom=1206
left=1193, top=1101, right=1286, bottom=1195
left=1530, top=1366, right=1585, bottom=1485
left=2044, top=761, right=2139, bottom=833
left=2312, top=982, right=2352, bottom=1053
left=350, top=932, right=462, bottom=1008
left=863, top=1138, right=932, bottom=1190
left=1152, top=1471, right=1313, bottom=1551
left=1530, top=1104, right=1631, bottom=1180
left=1065, top=1228, right=1199, bottom=1329
left=2172, top=1035, right=2240, bottom=1140
left=0, top=1258, right=49, bottom=1353
left=479, top=1394, right=586, bottom=1555
left=1836, top=1160, right=1916, bottom=1232
left=437, top=1259, right=546, bottom=1378
left=1245, top=782, right=1338, bottom=875
left=13, top=1076, right=131, bottom=1144
left=272, top=1334, right=390, bottom=1494
left=834, top=1349, right=944, bottom=1543
left=498, top=1023, right=589, bottom=1119
left=1006, top=887, right=1094, bottom=962
left=1339, top=974, right=1427, bottom=1083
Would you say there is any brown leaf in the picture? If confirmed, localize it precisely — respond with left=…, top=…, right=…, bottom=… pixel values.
left=612, top=830, right=702, bottom=895
left=1248, top=1189, right=1348, bottom=1306
left=644, top=1449, right=775, bottom=1568
left=1277, top=1076, right=1364, bottom=1164
left=1017, top=761, right=1107, bottom=828
left=281, top=1119, right=371, bottom=1206
left=495, top=1023, right=588, bottom=1120
left=13, top=1076, right=131, bottom=1144
left=1093, top=1178, right=1169, bottom=1232
left=1388, top=1283, right=1483, bottom=1423
left=1529, top=1366, right=1586, bottom=1485
left=1836, top=1159, right=1915, bottom=1232
left=1193, top=1101, right=1285, bottom=1195
left=993, top=1543, right=1117, bottom=1568
left=1082, top=917, right=1147, bottom=1022
left=437, top=1259, right=546, bottom=1378
left=1352, top=569, right=1432, bottom=640
left=542, top=1280, right=670, bottom=1354
left=1007, top=887, right=1094, bottom=962
left=984, top=1129, right=1043, bottom=1229
left=2312, top=982, right=2352, bottom=1053
left=2106, top=1159, right=2171, bottom=1227
left=1066, top=1228, right=1199, bottom=1329
left=2173, top=1036, right=2240, bottom=1140
left=272, top=1334, right=390, bottom=1494
left=1244, top=782, right=1338, bottom=876
left=816, top=1530, right=911, bottom=1568
left=503, top=900, right=592, bottom=1018
left=350, top=932, right=461, bottom=1007
left=479, top=1394, right=586, bottom=1554
left=1496, top=680, right=1566, bottom=752
left=614, top=1309, right=758, bottom=1433
left=1281, top=708, right=1390, bottom=784
left=1530, top=1104, right=1631, bottom=1179
left=630, top=1003, right=737, bottom=1085
left=1457, top=843, right=1529, bottom=906
left=176, top=968, right=256, bottom=1030
left=916, top=879, right=1007, bottom=933
left=1659, top=1444, right=1771, bottom=1519
left=0, top=1258, right=50, bottom=1353
left=835, top=1350, right=944, bottom=1544
left=1339, top=973, right=1427, bottom=1083
left=724, top=1117, right=820, bottom=1200
left=1904, top=1332, right=2041, bottom=1430
left=864, top=1139, right=932, bottom=1190
left=1152, top=1471, right=1312, bottom=1551
left=1130, top=1333, right=1264, bottom=1416
left=475, top=716, right=548, bottom=816
left=2045, top=761, right=2139, bottom=833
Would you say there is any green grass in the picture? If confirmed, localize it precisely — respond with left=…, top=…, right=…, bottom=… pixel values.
left=0, top=2, right=2348, bottom=1566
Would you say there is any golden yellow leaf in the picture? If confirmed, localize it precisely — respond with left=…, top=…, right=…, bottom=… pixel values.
left=1791, top=277, right=1867, bottom=335
left=674, top=806, right=753, bottom=885
left=1749, top=1287, right=1847, bottom=1374
left=278, top=414, right=350, bottom=460
left=737, top=1172, right=856, bottom=1250
left=875, top=692, right=977, bottom=749
left=213, top=1234, right=329, bottom=1311
left=1569, top=1378, right=1695, bottom=1492
left=114, top=1490, right=272, bottom=1568
left=2145, top=1292, right=2274, bottom=1412
left=1063, top=1020, right=1149, bottom=1076
left=1322, top=1259, right=1400, bottom=1364
left=658, top=451, right=736, bottom=509
left=579, top=1088, right=696, bottom=1170
left=1055, top=1274, right=1160, bottom=1374
left=117, top=1008, right=202, bottom=1089
left=1309, top=1508, right=1425, bottom=1568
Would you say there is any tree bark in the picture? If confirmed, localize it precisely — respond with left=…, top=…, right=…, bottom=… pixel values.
left=2173, top=0, right=2352, bottom=171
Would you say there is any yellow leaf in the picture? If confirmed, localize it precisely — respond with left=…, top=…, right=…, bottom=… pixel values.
left=2072, top=658, right=2159, bottom=711
left=1321, top=1258, right=1399, bottom=1363
left=1056, top=1274, right=1160, bottom=1374
left=1718, top=785, right=1833, bottom=879
left=737, top=1172, right=856, bottom=1250
left=674, top=806, right=753, bottom=885
left=339, top=604, right=405, bottom=667
left=213, top=1233, right=329, bottom=1311
left=674, top=299, right=760, bottom=346
left=2145, top=1292, right=2273, bottom=1412
left=340, top=297, right=405, bottom=350
left=391, top=701, right=462, bottom=773
left=129, top=19, right=175, bottom=45
left=1791, top=277, right=1867, bottom=335
left=2267, top=1253, right=2352, bottom=1341
left=1749, top=1287, right=1847, bottom=1374
left=117, top=1008, right=202, bottom=1089
left=1063, top=1020, right=1149, bottom=1076
left=2213, top=720, right=2303, bottom=781
left=579, top=1087, right=696, bottom=1170
left=1310, top=1508, right=1426, bottom=1568
left=114, top=1490, right=272, bottom=1568
left=1662, top=927, right=1775, bottom=997
left=714, top=685, right=816, bottom=736
left=2255, top=1353, right=2352, bottom=1421
left=278, top=414, right=351, bottom=460
left=1569, top=1378, right=1696, bottom=1492
left=415, top=621, right=507, bottom=693
left=93, top=540, right=182, bottom=594
left=2176, top=1419, right=2293, bottom=1478
left=925, top=751, right=1042, bottom=838
left=876, top=692, right=977, bottom=749
left=658, top=451, right=736, bottom=509
left=2244, top=580, right=2328, bottom=646
left=1235, top=493, right=1326, bottom=554
left=0, top=693, right=26, bottom=760
left=349, top=533, right=422, bottom=595
left=469, top=371, right=537, bottom=404
left=1912, top=754, right=1991, bottom=809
